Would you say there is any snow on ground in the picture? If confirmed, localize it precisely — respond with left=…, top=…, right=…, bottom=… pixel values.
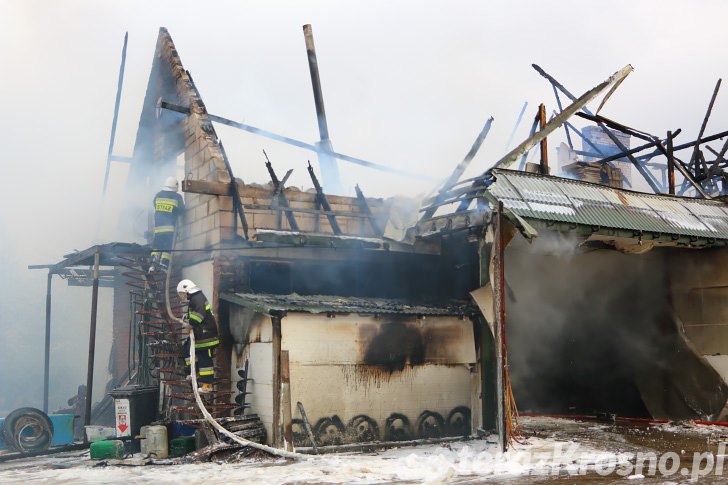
left=0, top=435, right=632, bottom=484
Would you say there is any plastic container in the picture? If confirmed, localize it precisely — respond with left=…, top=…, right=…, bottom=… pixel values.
left=85, top=426, right=116, bottom=443
left=108, top=385, right=159, bottom=439
left=171, top=421, right=196, bottom=438
left=90, top=439, right=124, bottom=459
left=140, top=425, right=168, bottom=458
left=49, top=414, right=74, bottom=446
left=169, top=436, right=196, bottom=457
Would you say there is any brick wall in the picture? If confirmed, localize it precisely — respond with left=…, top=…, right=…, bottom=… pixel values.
left=152, top=29, right=390, bottom=253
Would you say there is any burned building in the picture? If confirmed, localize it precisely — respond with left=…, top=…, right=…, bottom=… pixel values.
left=34, top=27, right=728, bottom=454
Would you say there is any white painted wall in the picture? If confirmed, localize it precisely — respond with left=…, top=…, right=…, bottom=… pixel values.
left=282, top=313, right=476, bottom=441
left=247, top=342, right=274, bottom=444
left=181, top=260, right=214, bottom=296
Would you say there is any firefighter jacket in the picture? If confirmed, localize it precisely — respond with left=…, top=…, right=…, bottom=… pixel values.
left=153, top=189, right=185, bottom=234
left=187, top=291, right=219, bottom=349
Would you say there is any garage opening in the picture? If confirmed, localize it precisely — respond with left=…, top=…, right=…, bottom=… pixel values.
left=504, top=232, right=727, bottom=419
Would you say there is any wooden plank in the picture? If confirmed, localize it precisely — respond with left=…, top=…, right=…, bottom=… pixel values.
left=182, top=179, right=231, bottom=196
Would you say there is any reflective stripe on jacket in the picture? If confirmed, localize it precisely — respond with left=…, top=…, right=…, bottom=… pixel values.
left=153, top=190, right=185, bottom=233
left=187, top=291, right=219, bottom=349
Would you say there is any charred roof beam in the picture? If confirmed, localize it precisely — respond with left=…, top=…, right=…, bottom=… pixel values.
left=491, top=64, right=634, bottom=171
left=421, top=117, right=494, bottom=220
left=264, top=151, right=300, bottom=232
left=160, top=101, right=432, bottom=181
left=576, top=112, right=710, bottom=198
left=532, top=64, right=662, bottom=193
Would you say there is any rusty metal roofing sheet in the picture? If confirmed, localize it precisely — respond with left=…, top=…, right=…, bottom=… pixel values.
left=221, top=293, right=472, bottom=316
left=489, top=169, right=728, bottom=240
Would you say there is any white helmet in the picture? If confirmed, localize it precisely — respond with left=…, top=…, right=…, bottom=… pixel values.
left=164, top=176, right=178, bottom=191
left=177, top=279, right=200, bottom=295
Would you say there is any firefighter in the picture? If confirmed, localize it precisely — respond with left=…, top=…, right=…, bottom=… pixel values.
left=177, top=279, right=219, bottom=393
left=150, top=176, right=185, bottom=272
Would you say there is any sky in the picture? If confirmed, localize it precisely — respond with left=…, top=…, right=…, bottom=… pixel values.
left=1, top=0, right=728, bottom=414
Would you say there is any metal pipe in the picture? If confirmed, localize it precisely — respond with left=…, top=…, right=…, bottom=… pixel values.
left=43, top=272, right=52, bottom=414
left=102, top=32, right=128, bottom=195
left=84, top=250, right=101, bottom=430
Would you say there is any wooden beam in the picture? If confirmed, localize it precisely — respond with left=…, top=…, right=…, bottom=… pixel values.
left=538, top=104, right=549, bottom=174
left=182, top=179, right=231, bottom=196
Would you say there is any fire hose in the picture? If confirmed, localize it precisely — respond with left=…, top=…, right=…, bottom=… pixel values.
left=163, top=228, right=304, bottom=460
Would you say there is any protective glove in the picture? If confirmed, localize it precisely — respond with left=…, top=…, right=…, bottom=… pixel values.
left=181, top=314, right=191, bottom=333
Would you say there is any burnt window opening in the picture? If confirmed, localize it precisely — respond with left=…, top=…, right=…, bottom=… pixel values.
left=249, top=261, right=292, bottom=294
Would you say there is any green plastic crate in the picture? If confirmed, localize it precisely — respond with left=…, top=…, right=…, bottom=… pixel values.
left=169, top=436, right=196, bottom=457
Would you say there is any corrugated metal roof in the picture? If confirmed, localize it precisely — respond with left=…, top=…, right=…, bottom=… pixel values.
left=221, top=293, right=472, bottom=316
left=489, top=169, right=728, bottom=240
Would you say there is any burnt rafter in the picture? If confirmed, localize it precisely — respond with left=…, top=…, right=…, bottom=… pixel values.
left=538, top=64, right=728, bottom=197
left=574, top=112, right=708, bottom=197
left=307, top=161, right=342, bottom=235
left=263, top=151, right=300, bottom=232
left=355, top=185, right=383, bottom=236
left=420, top=117, right=494, bottom=220
left=575, top=111, right=728, bottom=197
left=159, top=101, right=431, bottom=181
left=533, top=64, right=662, bottom=193
left=220, top=141, right=250, bottom=239
left=492, top=64, right=634, bottom=171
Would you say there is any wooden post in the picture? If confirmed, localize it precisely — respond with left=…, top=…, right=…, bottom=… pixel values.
left=539, top=104, right=549, bottom=174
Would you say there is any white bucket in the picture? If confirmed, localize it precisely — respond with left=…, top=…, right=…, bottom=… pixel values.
left=140, top=425, right=168, bottom=459
left=84, top=426, right=116, bottom=443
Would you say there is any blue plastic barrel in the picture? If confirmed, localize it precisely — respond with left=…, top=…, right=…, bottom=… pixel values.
left=49, top=414, right=74, bottom=446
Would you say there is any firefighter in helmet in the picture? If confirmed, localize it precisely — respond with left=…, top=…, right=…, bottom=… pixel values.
left=150, top=176, right=185, bottom=272
left=177, top=279, right=219, bottom=393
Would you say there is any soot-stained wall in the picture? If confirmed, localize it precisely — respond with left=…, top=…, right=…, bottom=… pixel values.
left=277, top=313, right=477, bottom=445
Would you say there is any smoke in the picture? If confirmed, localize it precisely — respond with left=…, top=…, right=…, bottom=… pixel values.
left=504, top=232, right=675, bottom=417
left=3, top=0, right=728, bottom=418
